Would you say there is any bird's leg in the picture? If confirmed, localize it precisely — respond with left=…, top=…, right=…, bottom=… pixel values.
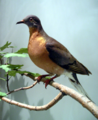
left=37, top=74, right=50, bottom=82
left=44, top=75, right=58, bottom=88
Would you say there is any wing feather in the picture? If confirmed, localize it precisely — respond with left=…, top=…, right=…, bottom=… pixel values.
left=46, top=39, right=91, bottom=75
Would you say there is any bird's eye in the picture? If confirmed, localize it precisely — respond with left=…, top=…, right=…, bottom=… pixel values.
left=29, top=18, right=33, bottom=22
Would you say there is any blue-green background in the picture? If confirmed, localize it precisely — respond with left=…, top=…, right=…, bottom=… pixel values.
left=0, top=0, right=98, bottom=120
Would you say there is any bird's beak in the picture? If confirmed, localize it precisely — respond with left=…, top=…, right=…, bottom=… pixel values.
left=16, top=20, right=25, bottom=24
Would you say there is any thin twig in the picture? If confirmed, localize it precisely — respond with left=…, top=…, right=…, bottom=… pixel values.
left=6, top=73, right=10, bottom=92
left=1, top=92, right=64, bottom=110
left=4, top=62, right=10, bottom=92
left=7, top=81, right=38, bottom=95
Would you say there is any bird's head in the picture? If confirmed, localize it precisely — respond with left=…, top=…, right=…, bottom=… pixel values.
left=16, top=15, right=42, bottom=30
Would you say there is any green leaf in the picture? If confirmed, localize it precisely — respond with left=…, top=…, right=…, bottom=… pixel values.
left=8, top=70, right=51, bottom=80
left=4, top=53, right=28, bottom=58
left=8, top=64, right=23, bottom=69
left=0, top=92, right=6, bottom=96
left=18, top=71, right=40, bottom=77
left=8, top=70, right=17, bottom=76
left=0, top=64, right=23, bottom=72
left=17, top=71, right=40, bottom=77
left=0, top=92, right=7, bottom=101
left=45, top=76, right=51, bottom=79
left=0, top=65, right=11, bottom=72
left=0, top=41, right=11, bottom=51
left=16, top=48, right=28, bottom=54
left=8, top=70, right=40, bottom=77
left=0, top=41, right=16, bottom=51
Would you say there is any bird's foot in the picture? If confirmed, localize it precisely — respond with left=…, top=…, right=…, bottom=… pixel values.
left=37, top=74, right=50, bottom=83
left=44, top=79, right=53, bottom=88
left=44, top=75, right=57, bottom=88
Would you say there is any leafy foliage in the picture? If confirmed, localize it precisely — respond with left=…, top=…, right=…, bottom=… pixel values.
left=0, top=63, right=40, bottom=78
left=8, top=70, right=40, bottom=77
left=0, top=41, right=15, bottom=59
left=0, top=41, right=15, bottom=51
left=8, top=64, right=23, bottom=69
left=0, top=41, right=41, bottom=95
left=0, top=64, right=23, bottom=72
left=4, top=48, right=28, bottom=58
left=0, top=92, right=7, bottom=101
left=4, top=53, right=28, bottom=58
left=16, top=48, right=28, bottom=54
left=0, top=65, right=11, bottom=72
left=0, top=92, right=7, bottom=96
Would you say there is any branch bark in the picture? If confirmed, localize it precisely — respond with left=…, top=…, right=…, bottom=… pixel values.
left=7, top=81, right=38, bottom=95
left=1, top=92, right=64, bottom=110
left=1, top=73, right=98, bottom=119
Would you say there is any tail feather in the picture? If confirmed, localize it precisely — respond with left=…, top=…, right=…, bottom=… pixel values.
left=66, top=72, right=93, bottom=102
left=69, top=78, right=91, bottom=101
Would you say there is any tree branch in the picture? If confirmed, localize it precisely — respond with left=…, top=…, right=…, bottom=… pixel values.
left=21, top=73, right=98, bottom=118
left=7, top=81, right=38, bottom=95
left=1, top=92, right=64, bottom=110
left=1, top=72, right=98, bottom=119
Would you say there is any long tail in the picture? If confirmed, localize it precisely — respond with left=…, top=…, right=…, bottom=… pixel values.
left=68, top=73, right=92, bottom=101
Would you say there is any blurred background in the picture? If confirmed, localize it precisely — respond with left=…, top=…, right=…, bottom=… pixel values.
left=0, top=0, right=98, bottom=120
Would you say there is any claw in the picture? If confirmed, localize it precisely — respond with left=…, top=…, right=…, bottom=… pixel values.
left=44, top=75, right=58, bottom=88
left=37, top=74, right=58, bottom=88
left=44, top=79, right=53, bottom=88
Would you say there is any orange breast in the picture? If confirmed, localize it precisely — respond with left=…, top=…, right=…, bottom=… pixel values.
left=28, top=29, right=64, bottom=75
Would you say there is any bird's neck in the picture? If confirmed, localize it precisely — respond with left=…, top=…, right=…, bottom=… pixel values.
left=29, top=27, right=48, bottom=39
left=29, top=27, right=38, bottom=37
